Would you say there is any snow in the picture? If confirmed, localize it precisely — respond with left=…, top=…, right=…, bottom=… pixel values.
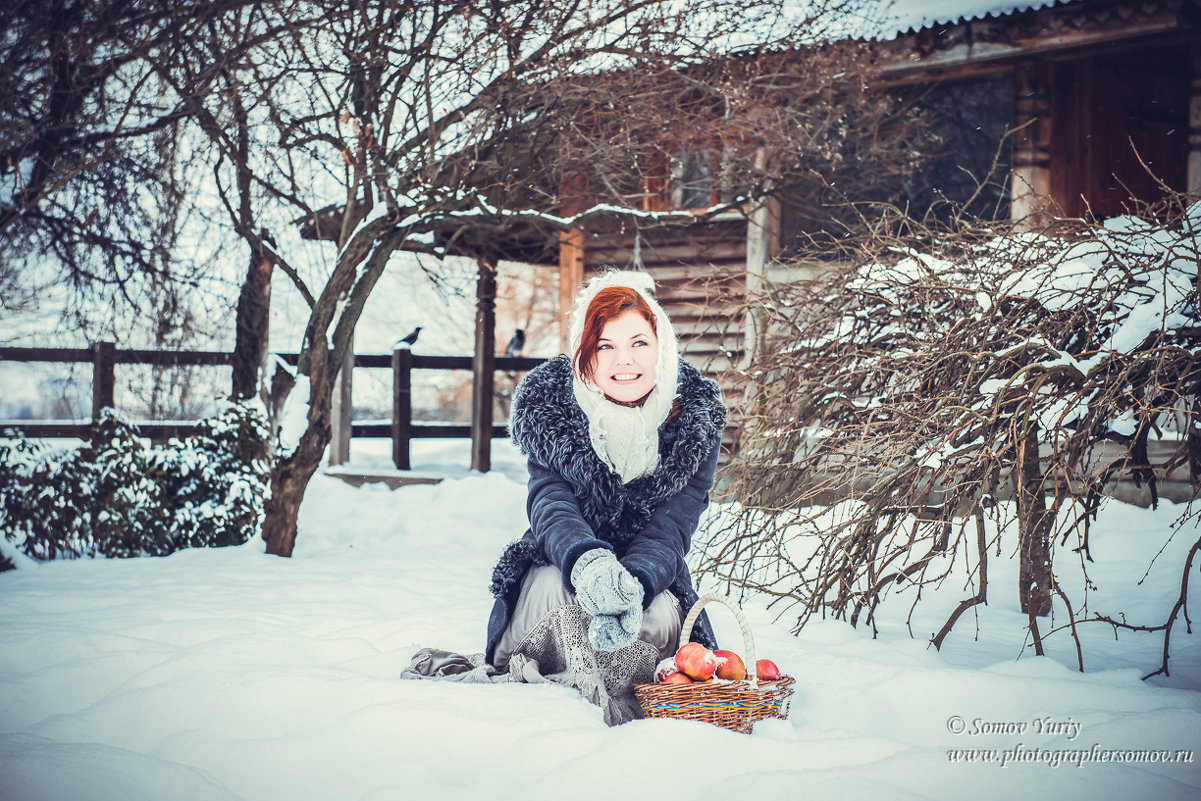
left=2, top=437, right=1199, bottom=800
left=434, top=190, right=740, bottom=232
left=852, top=213, right=1197, bottom=385
left=275, top=373, right=309, bottom=457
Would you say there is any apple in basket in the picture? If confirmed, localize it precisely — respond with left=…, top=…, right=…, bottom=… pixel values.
left=712, top=649, right=746, bottom=681
left=755, top=658, right=782, bottom=681
left=661, top=672, right=693, bottom=685
left=654, top=657, right=694, bottom=684
left=674, top=642, right=719, bottom=681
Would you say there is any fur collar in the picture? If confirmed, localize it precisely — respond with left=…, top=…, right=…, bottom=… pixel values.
left=509, top=355, right=726, bottom=543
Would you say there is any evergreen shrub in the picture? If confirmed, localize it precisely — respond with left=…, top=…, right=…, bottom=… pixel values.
left=0, top=403, right=271, bottom=566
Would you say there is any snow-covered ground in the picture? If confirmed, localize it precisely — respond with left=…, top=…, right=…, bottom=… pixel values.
left=2, top=438, right=1199, bottom=801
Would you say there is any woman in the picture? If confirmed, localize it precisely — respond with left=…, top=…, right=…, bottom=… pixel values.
left=484, top=271, right=726, bottom=716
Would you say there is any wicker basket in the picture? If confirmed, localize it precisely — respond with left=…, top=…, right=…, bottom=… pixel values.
left=634, top=593, right=795, bottom=733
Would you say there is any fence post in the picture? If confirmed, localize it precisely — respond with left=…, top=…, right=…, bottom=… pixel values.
left=329, top=345, right=353, bottom=466
left=471, top=254, right=497, bottom=473
left=91, top=341, right=116, bottom=422
left=391, top=346, right=412, bottom=470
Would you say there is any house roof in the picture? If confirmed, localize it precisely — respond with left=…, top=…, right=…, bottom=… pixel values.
left=863, top=0, right=1198, bottom=81
left=858, top=0, right=1074, bottom=40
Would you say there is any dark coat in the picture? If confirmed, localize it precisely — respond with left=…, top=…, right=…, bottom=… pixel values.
left=486, top=355, right=727, bottom=664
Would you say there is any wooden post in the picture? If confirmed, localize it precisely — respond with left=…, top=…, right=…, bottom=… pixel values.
left=1188, top=44, right=1201, bottom=195
left=391, top=347, right=412, bottom=470
left=91, top=341, right=115, bottom=421
left=471, top=253, right=498, bottom=473
left=743, top=209, right=769, bottom=370
left=1011, top=61, right=1053, bottom=225
left=557, top=170, right=589, bottom=351
left=744, top=150, right=779, bottom=369
left=329, top=343, right=353, bottom=466
left=558, top=227, right=586, bottom=351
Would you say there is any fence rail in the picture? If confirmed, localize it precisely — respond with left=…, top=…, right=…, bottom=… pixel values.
left=0, top=344, right=545, bottom=470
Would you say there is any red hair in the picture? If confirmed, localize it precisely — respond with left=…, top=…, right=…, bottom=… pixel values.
left=574, top=285, right=657, bottom=381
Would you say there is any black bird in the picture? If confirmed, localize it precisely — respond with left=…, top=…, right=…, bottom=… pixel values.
left=394, top=326, right=422, bottom=348
left=504, top=328, right=525, bottom=358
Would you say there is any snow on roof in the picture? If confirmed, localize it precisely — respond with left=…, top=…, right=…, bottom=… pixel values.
left=846, top=0, right=1076, bottom=41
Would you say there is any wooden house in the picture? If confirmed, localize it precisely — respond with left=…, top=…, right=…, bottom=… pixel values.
left=547, top=0, right=1200, bottom=371
left=876, top=0, right=1199, bottom=221
left=367, top=0, right=1201, bottom=469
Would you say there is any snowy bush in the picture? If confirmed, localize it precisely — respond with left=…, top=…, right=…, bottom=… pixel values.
left=146, top=404, right=271, bottom=549
left=1, top=403, right=270, bottom=565
left=705, top=197, right=1200, bottom=676
left=0, top=434, right=98, bottom=559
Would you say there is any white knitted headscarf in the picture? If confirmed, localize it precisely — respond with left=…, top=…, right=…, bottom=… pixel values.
left=568, top=270, right=679, bottom=484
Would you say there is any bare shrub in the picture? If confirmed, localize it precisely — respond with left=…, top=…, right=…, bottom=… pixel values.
left=701, top=192, right=1200, bottom=677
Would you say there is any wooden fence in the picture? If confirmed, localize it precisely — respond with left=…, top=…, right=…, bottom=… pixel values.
left=0, top=343, right=545, bottom=470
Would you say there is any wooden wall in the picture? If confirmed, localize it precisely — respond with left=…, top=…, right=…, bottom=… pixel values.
left=580, top=215, right=749, bottom=374
left=576, top=214, right=750, bottom=456
left=1048, top=45, right=1191, bottom=218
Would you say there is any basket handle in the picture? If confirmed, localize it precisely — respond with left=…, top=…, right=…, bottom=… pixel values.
left=679, top=593, right=760, bottom=689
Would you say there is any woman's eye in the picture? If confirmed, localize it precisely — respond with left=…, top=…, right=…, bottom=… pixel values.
left=633, top=340, right=648, bottom=347
left=597, top=343, right=611, bottom=350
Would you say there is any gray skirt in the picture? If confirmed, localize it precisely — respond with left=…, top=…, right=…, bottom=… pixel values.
left=492, top=564, right=683, bottom=671
left=402, top=565, right=682, bottom=725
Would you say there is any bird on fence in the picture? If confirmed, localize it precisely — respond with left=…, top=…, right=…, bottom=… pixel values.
left=504, top=328, right=525, bottom=358
left=394, top=327, right=422, bottom=349
left=502, top=328, right=526, bottom=380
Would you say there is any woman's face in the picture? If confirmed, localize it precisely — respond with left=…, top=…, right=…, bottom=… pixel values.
left=591, top=309, right=658, bottom=403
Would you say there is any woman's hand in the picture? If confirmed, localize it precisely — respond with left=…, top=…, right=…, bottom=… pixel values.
left=588, top=610, right=642, bottom=652
left=571, top=549, right=644, bottom=650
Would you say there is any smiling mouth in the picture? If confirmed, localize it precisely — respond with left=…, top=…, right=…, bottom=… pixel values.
left=611, top=373, right=641, bottom=382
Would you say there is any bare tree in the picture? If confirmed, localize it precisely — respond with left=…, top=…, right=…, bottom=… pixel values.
left=4, top=0, right=928, bottom=556
left=0, top=0, right=265, bottom=298
left=163, top=0, right=921, bottom=557
left=702, top=193, right=1200, bottom=676
left=0, top=0, right=313, bottom=429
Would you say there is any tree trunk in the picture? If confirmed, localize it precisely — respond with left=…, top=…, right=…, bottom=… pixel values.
left=232, top=253, right=273, bottom=401
left=261, top=455, right=308, bottom=557
left=259, top=223, right=403, bottom=556
left=261, top=310, right=336, bottom=556
left=261, top=378, right=332, bottom=557
left=1016, top=425, right=1053, bottom=617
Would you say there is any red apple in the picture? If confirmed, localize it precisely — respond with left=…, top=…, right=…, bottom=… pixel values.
left=713, top=649, right=746, bottom=681
left=675, top=642, right=719, bottom=681
left=661, top=671, right=693, bottom=685
left=755, top=658, right=782, bottom=681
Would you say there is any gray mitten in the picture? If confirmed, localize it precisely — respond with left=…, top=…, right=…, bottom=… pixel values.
left=570, top=548, right=644, bottom=619
left=588, top=610, right=642, bottom=652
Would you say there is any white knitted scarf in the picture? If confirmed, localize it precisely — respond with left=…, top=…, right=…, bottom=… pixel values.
left=567, top=271, right=679, bottom=484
